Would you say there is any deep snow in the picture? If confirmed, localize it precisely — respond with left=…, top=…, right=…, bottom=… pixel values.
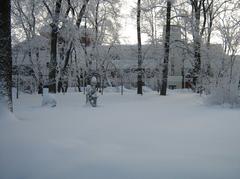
left=0, top=90, right=240, bottom=179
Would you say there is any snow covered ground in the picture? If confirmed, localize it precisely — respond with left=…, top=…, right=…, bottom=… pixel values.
left=1, top=89, right=240, bottom=179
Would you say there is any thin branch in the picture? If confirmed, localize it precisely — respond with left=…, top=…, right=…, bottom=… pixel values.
left=42, top=0, right=53, bottom=18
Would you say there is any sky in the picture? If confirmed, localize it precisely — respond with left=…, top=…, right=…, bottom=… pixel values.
left=119, top=0, right=148, bottom=44
left=119, top=0, right=137, bottom=44
left=118, top=0, right=222, bottom=45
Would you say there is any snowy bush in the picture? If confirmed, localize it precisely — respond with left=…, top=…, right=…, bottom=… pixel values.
left=142, top=86, right=153, bottom=93
left=41, top=88, right=57, bottom=107
left=42, top=94, right=57, bottom=107
left=207, top=76, right=240, bottom=107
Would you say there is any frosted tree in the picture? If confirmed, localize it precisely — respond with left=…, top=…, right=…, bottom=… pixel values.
left=60, top=0, right=90, bottom=73
left=208, top=5, right=240, bottom=106
left=11, top=0, right=46, bottom=92
left=42, top=0, right=91, bottom=93
left=42, top=0, right=63, bottom=93
left=87, top=0, right=121, bottom=58
left=188, top=0, right=206, bottom=89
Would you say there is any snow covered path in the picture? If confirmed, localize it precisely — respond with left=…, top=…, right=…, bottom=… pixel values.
left=1, top=91, right=240, bottom=179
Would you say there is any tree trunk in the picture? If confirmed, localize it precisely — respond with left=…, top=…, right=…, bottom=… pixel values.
left=190, top=0, right=204, bottom=89
left=49, top=0, right=62, bottom=93
left=192, top=4, right=201, bottom=85
left=49, top=24, right=58, bottom=93
left=160, top=1, right=172, bottom=96
left=0, top=0, right=13, bottom=112
left=137, top=0, right=143, bottom=95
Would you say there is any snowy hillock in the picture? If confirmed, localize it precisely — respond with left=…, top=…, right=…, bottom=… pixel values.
left=168, top=88, right=193, bottom=94
left=103, top=86, right=135, bottom=93
left=0, top=103, right=16, bottom=121
left=103, top=86, right=153, bottom=93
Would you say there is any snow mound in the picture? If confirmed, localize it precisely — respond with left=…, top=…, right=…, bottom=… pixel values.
left=0, top=103, right=16, bottom=121
left=104, top=86, right=135, bottom=93
left=142, top=86, right=153, bottom=92
left=103, top=86, right=153, bottom=93
left=104, top=86, right=120, bottom=93
left=168, top=88, right=193, bottom=94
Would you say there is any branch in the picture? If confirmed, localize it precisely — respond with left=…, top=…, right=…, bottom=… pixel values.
left=64, top=0, right=75, bottom=18
left=76, top=0, right=90, bottom=28
left=42, top=0, right=53, bottom=18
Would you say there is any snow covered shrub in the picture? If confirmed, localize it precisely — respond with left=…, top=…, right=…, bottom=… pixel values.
left=42, top=94, right=57, bottom=107
left=41, top=88, right=57, bottom=107
left=207, top=76, right=240, bottom=107
left=142, top=86, right=153, bottom=93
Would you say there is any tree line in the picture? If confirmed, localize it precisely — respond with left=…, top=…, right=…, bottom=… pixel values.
left=1, top=0, right=240, bottom=112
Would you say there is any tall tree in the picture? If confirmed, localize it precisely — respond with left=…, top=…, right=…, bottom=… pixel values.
left=160, top=0, right=172, bottom=96
left=43, top=0, right=62, bottom=93
left=0, top=0, right=13, bottom=112
left=137, top=0, right=143, bottom=94
left=190, top=0, right=204, bottom=88
left=189, top=0, right=212, bottom=89
left=50, top=0, right=62, bottom=93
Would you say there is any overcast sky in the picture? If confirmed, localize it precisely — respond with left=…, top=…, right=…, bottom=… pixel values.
left=118, top=0, right=221, bottom=45
left=119, top=0, right=148, bottom=44
left=119, top=0, right=136, bottom=44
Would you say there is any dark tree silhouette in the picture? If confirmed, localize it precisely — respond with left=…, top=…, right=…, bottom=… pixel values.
left=137, top=0, right=143, bottom=95
left=0, top=0, right=13, bottom=111
left=48, top=0, right=62, bottom=93
left=160, top=0, right=172, bottom=96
